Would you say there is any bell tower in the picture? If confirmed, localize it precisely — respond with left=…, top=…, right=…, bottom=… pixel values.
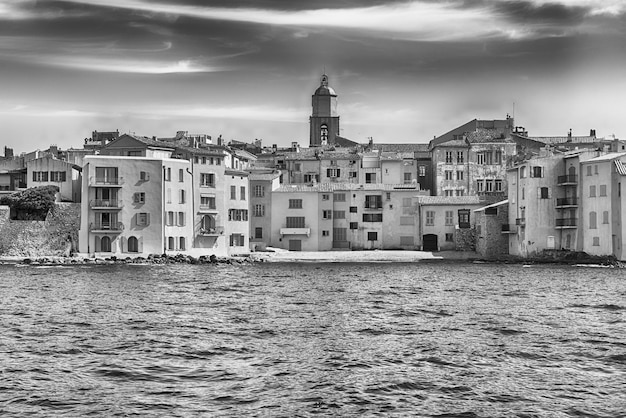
left=309, top=74, right=340, bottom=147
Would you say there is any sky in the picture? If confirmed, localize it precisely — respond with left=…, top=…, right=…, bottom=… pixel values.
left=1, top=0, right=626, bottom=154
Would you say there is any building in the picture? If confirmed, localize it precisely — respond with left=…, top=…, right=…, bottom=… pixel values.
left=474, top=199, right=509, bottom=259
left=248, top=169, right=281, bottom=251
left=27, top=157, right=82, bottom=202
left=269, top=183, right=427, bottom=251
left=310, top=74, right=340, bottom=147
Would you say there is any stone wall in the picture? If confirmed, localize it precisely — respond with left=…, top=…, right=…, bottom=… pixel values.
left=0, top=203, right=80, bottom=257
left=455, top=227, right=476, bottom=251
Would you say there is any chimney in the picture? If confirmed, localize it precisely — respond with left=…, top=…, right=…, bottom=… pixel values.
left=217, top=135, right=223, bottom=146
left=567, top=129, right=572, bottom=141
left=590, top=129, right=596, bottom=137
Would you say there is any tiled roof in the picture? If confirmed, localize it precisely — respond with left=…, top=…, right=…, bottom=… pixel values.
left=417, top=195, right=482, bottom=205
left=466, top=129, right=512, bottom=143
left=233, top=149, right=258, bottom=161
left=372, top=143, right=429, bottom=153
left=275, top=183, right=423, bottom=193
left=528, top=135, right=598, bottom=144
left=125, top=134, right=176, bottom=149
left=248, top=170, right=281, bottom=181
left=585, top=152, right=626, bottom=163
left=434, top=139, right=467, bottom=148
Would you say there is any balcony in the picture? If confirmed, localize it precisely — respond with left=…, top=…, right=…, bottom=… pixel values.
left=557, top=174, right=578, bottom=185
left=89, top=222, right=124, bottom=233
left=90, top=176, right=124, bottom=187
left=199, top=226, right=224, bottom=236
left=477, top=191, right=506, bottom=197
left=198, top=205, right=218, bottom=213
left=556, top=218, right=578, bottom=229
left=516, top=217, right=526, bottom=226
left=90, top=199, right=123, bottom=209
left=501, top=224, right=517, bottom=234
left=556, top=197, right=578, bottom=208
left=280, top=227, right=311, bottom=237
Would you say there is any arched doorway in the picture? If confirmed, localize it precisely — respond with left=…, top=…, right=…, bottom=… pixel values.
left=101, top=236, right=111, bottom=252
left=423, top=234, right=438, bottom=251
left=128, top=236, right=138, bottom=252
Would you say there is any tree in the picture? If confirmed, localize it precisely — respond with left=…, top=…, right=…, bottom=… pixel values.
left=1, top=185, right=59, bottom=220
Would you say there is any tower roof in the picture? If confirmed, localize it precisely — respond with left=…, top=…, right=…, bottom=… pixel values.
left=314, top=74, right=336, bottom=96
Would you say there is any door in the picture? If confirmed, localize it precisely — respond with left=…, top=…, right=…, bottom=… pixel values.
left=289, top=239, right=302, bottom=251
left=423, top=234, right=438, bottom=251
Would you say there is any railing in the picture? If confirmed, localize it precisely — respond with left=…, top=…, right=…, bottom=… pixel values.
left=199, top=204, right=217, bottom=212
left=556, top=197, right=578, bottom=207
left=280, top=227, right=311, bottom=236
left=89, top=222, right=124, bottom=232
left=516, top=217, right=526, bottom=226
left=90, top=176, right=124, bottom=186
left=199, top=226, right=224, bottom=236
left=556, top=218, right=578, bottom=227
left=557, top=174, right=578, bottom=185
left=90, top=199, right=123, bottom=208
left=477, top=191, right=506, bottom=197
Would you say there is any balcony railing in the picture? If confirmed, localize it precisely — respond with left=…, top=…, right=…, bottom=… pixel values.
left=199, top=226, right=224, bottom=236
left=557, top=174, right=578, bottom=185
left=501, top=224, right=517, bottom=234
left=90, top=176, right=124, bottom=186
left=280, top=227, right=311, bottom=237
left=556, top=197, right=578, bottom=207
left=556, top=218, right=578, bottom=228
left=90, top=199, right=123, bottom=209
left=516, top=217, right=526, bottom=226
left=89, top=222, right=124, bottom=232
left=477, top=191, right=506, bottom=197
left=198, top=205, right=218, bottom=212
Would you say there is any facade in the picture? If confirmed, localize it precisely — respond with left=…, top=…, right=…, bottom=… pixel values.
left=310, top=74, right=340, bottom=147
left=417, top=196, right=483, bottom=251
left=269, top=183, right=426, bottom=251
left=27, top=157, right=82, bottom=202
left=474, top=200, right=509, bottom=259
left=248, top=169, right=281, bottom=251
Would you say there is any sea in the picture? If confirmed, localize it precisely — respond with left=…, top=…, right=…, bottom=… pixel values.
left=1, top=261, right=625, bottom=417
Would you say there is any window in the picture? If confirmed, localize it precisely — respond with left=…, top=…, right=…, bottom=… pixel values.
left=194, top=156, right=199, bottom=164
left=178, top=212, right=185, bottom=226
left=349, top=206, right=358, bottom=213
left=333, top=211, right=346, bottom=219
left=322, top=210, right=332, bottom=219
left=495, top=180, right=503, bottom=192
left=531, top=166, right=543, bottom=178
left=520, top=166, right=526, bottom=178
left=349, top=171, right=357, bottom=178
left=600, top=185, right=607, bottom=196
left=368, top=232, right=378, bottom=241
left=457, top=151, right=464, bottom=164
left=386, top=192, right=391, bottom=201
left=210, top=157, right=214, bottom=165
left=333, top=228, right=347, bottom=242
left=590, top=185, right=596, bottom=197
left=133, top=192, right=145, bottom=203
left=589, top=211, right=597, bottom=229
left=166, top=211, right=174, bottom=226
left=365, top=173, right=376, bottom=184
left=200, top=195, right=216, bottom=209
left=329, top=160, right=336, bottom=166
left=445, top=151, right=453, bottom=163
left=322, top=194, right=330, bottom=201
left=445, top=233, right=454, bottom=242
left=400, top=216, right=414, bottom=225
left=455, top=190, right=464, bottom=196
left=140, top=171, right=149, bottom=181
left=230, top=186, right=236, bottom=200
left=165, top=167, right=171, bottom=181
left=286, top=217, right=305, bottom=228
left=364, top=195, right=383, bottom=209
left=486, top=180, right=493, bottom=192
left=255, top=227, right=263, bottom=239
left=179, top=169, right=184, bottom=182
left=322, top=230, right=330, bottom=236
left=477, top=180, right=484, bottom=192
left=137, top=213, right=149, bottom=226
left=50, top=171, right=66, bottom=182
left=458, top=209, right=470, bottom=228
left=593, top=237, right=600, bottom=246
left=254, top=204, right=265, bottom=217
left=128, top=236, right=139, bottom=252
left=202, top=157, right=206, bottom=164
left=425, top=211, right=435, bottom=226
left=240, top=186, right=246, bottom=200
left=32, top=171, right=48, bottom=182
left=289, top=199, right=303, bottom=209
left=228, top=209, right=248, bottom=221
left=404, top=173, right=412, bottom=184
left=100, top=236, right=111, bottom=252
left=456, top=170, right=464, bottom=181
left=200, top=173, right=215, bottom=187
left=201, top=215, right=216, bottom=232
left=363, top=213, right=383, bottom=222
left=304, top=174, right=320, bottom=183
left=254, top=185, right=265, bottom=197
left=229, top=234, right=244, bottom=247
left=522, top=188, right=525, bottom=200
left=495, top=150, right=503, bottom=164
left=294, top=163, right=301, bottom=172
left=539, top=187, right=550, bottom=199
left=485, top=207, right=498, bottom=215
left=179, top=237, right=185, bottom=251
left=445, top=210, right=453, bottom=226
left=445, top=170, right=453, bottom=180
left=484, top=152, right=493, bottom=165
left=586, top=165, right=592, bottom=176
left=166, top=188, right=171, bottom=204
left=327, top=168, right=340, bottom=178
left=350, top=222, right=358, bottom=229
left=333, top=193, right=346, bottom=202
left=419, top=166, right=426, bottom=177
left=179, top=189, right=186, bottom=204
left=594, top=165, right=598, bottom=174
left=445, top=190, right=454, bottom=197
left=477, top=153, right=485, bottom=165
left=603, top=211, right=609, bottom=224
left=216, top=158, right=221, bottom=165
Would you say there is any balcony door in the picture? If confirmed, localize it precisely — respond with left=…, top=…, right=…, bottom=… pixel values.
left=95, top=167, right=118, bottom=184
left=98, top=212, right=118, bottom=229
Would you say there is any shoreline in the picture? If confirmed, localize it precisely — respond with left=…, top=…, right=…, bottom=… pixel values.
left=0, top=249, right=621, bottom=267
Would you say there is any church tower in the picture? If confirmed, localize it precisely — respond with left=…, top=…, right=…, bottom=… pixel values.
left=309, top=74, right=340, bottom=147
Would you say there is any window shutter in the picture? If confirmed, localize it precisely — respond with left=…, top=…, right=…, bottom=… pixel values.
left=337, top=169, right=341, bottom=177
left=327, top=168, right=331, bottom=177
left=133, top=193, right=139, bottom=203
left=376, top=195, right=382, bottom=208
left=32, top=171, right=37, bottom=181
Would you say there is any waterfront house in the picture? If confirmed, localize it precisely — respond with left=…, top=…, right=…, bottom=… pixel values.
left=27, top=157, right=82, bottom=202
left=248, top=169, right=281, bottom=251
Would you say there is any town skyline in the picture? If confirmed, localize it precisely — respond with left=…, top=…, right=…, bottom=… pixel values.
left=2, top=0, right=626, bottom=153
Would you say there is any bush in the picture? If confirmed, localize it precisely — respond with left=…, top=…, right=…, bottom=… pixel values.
left=2, top=185, right=59, bottom=220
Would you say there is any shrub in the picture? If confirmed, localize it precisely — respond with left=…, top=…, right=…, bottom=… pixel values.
left=2, top=185, right=59, bottom=220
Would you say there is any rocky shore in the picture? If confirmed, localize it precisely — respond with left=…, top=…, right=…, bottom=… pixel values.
left=0, top=253, right=258, bottom=266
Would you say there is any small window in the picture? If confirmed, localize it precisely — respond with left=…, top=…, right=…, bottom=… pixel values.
left=178, top=212, right=185, bottom=226
left=255, top=227, right=263, bottom=239
left=386, top=192, right=391, bottom=201
left=240, top=186, right=246, bottom=200
left=419, top=166, right=426, bottom=177
left=179, top=169, right=184, bottom=182
left=179, top=237, right=185, bottom=251
left=322, top=230, right=330, bottom=236
left=589, top=211, right=597, bottom=229
left=254, top=185, right=265, bottom=197
left=137, top=213, right=149, bottom=226
left=368, top=232, right=378, bottom=241
left=179, top=189, right=186, bottom=204
left=445, top=210, right=453, bottom=226
left=350, top=222, right=358, bottom=229
left=322, top=194, right=330, bottom=201
left=322, top=210, right=332, bottom=219
left=140, top=171, right=150, bottom=181
left=133, top=192, right=145, bottom=203
left=349, top=206, right=358, bottom=213
left=445, top=170, right=453, bottom=180
left=456, top=170, right=464, bottom=181
left=590, top=185, right=596, bottom=197
left=586, top=165, right=592, bottom=176
left=600, top=185, right=607, bottom=196
left=539, top=187, right=550, bottom=199
left=593, top=237, right=600, bottom=246
left=403, top=173, right=412, bottom=183
left=289, top=199, right=303, bottom=209
left=230, top=186, right=236, bottom=200
left=445, top=233, right=454, bottom=242
left=603, top=211, right=609, bottom=224
left=425, top=211, right=435, bottom=226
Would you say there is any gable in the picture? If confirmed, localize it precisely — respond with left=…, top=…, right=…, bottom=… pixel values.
left=104, top=134, right=147, bottom=149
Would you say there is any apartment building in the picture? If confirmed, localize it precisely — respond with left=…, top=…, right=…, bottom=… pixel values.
left=248, top=169, right=281, bottom=251
left=269, top=183, right=427, bottom=251
left=27, top=157, right=82, bottom=202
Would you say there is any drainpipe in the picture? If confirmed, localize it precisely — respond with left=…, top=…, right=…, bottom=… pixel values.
left=187, top=162, right=194, bottom=250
